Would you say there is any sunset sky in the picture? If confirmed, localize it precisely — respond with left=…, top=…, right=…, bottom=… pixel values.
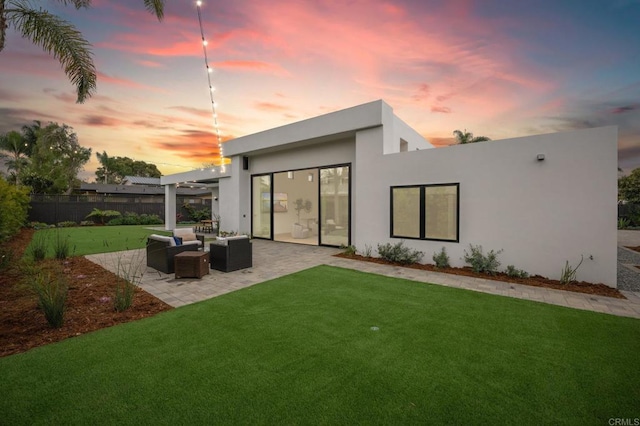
left=1, top=0, right=639, bottom=180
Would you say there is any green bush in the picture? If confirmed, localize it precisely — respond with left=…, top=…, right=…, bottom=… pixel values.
left=618, top=217, right=631, bottom=229
left=108, top=212, right=163, bottom=226
left=432, top=247, right=450, bottom=268
left=182, top=202, right=211, bottom=222
left=27, top=268, right=68, bottom=328
left=114, top=279, right=136, bottom=312
left=79, top=220, right=94, bottom=226
left=53, top=231, right=71, bottom=260
left=377, top=241, right=424, bottom=265
left=0, top=176, right=30, bottom=242
left=86, top=208, right=121, bottom=225
left=56, top=221, right=77, bottom=228
left=0, top=246, right=13, bottom=271
left=340, top=245, right=357, bottom=256
left=463, top=244, right=503, bottom=275
left=28, top=231, right=49, bottom=261
left=28, top=221, right=51, bottom=230
left=505, top=265, right=529, bottom=279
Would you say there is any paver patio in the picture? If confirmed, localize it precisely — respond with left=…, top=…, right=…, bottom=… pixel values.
left=85, top=239, right=640, bottom=319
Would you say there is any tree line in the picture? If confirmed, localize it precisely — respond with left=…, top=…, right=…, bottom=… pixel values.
left=0, top=121, right=161, bottom=194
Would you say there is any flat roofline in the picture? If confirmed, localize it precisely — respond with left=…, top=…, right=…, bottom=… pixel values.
left=224, top=99, right=389, bottom=157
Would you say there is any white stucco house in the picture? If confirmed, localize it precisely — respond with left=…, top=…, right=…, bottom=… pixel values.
left=161, top=100, right=618, bottom=287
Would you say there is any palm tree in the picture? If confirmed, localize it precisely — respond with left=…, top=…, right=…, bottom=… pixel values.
left=453, top=129, right=491, bottom=144
left=0, top=130, right=29, bottom=186
left=1, top=1, right=165, bottom=103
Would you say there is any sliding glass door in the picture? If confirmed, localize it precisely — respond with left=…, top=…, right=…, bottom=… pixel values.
left=251, top=164, right=350, bottom=247
left=252, top=175, right=271, bottom=239
left=272, top=169, right=318, bottom=245
left=319, top=166, right=350, bottom=247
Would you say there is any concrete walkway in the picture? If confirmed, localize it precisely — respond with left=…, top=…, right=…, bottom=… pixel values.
left=86, top=239, right=640, bottom=320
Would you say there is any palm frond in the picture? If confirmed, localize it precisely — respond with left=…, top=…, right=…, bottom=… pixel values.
left=51, top=1, right=92, bottom=9
left=7, top=5, right=96, bottom=103
left=143, top=0, right=164, bottom=21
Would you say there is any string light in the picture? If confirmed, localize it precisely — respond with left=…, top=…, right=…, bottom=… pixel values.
left=196, top=1, right=226, bottom=172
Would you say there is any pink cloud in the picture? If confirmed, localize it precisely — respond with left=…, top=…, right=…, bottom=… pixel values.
left=431, top=106, right=452, bottom=114
left=96, top=72, right=168, bottom=93
left=214, top=60, right=289, bottom=76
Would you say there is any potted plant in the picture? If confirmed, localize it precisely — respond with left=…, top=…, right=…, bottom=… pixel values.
left=293, top=198, right=312, bottom=224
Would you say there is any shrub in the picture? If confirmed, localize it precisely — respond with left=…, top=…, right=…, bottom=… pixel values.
left=108, top=212, right=163, bottom=226
left=56, top=221, right=76, bottom=228
left=505, top=265, right=529, bottom=279
left=28, top=221, right=50, bottom=230
left=182, top=202, right=212, bottom=222
left=139, top=213, right=163, bottom=225
left=28, top=231, right=49, bottom=261
left=114, top=279, right=136, bottom=312
left=111, top=251, right=145, bottom=311
left=27, top=268, right=68, bottom=328
left=360, top=244, right=373, bottom=258
left=79, top=220, right=94, bottom=226
left=86, top=208, right=121, bottom=225
left=432, top=247, right=450, bottom=268
left=560, top=255, right=584, bottom=285
left=377, top=241, right=424, bottom=265
left=0, top=246, right=13, bottom=271
left=53, top=231, right=71, bottom=260
left=463, top=244, right=503, bottom=275
left=0, top=176, right=30, bottom=242
left=341, top=245, right=357, bottom=256
left=618, top=217, right=631, bottom=230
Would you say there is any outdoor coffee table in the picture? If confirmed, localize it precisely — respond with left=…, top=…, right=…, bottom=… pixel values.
left=174, top=251, right=209, bottom=279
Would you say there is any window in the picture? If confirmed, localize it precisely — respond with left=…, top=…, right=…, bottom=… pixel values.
left=390, top=183, right=459, bottom=242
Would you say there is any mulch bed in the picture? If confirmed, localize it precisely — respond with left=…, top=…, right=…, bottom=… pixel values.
left=0, top=228, right=173, bottom=358
left=334, top=253, right=625, bottom=299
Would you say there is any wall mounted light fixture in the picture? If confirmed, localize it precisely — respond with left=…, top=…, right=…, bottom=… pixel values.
left=308, top=173, right=313, bottom=182
left=287, top=171, right=294, bottom=179
left=537, top=154, right=545, bottom=161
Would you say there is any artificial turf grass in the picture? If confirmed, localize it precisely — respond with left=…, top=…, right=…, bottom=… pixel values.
left=24, top=225, right=171, bottom=258
left=1, top=265, right=639, bottom=424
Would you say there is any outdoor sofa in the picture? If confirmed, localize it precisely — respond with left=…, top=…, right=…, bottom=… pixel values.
left=146, top=233, right=202, bottom=274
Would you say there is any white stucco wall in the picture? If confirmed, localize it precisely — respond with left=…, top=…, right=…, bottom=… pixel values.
left=353, top=126, right=618, bottom=286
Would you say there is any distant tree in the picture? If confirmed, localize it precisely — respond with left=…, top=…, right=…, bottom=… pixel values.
left=1, top=1, right=165, bottom=103
left=21, top=120, right=42, bottom=156
left=95, top=151, right=161, bottom=184
left=453, top=129, right=491, bottom=144
left=22, top=122, right=91, bottom=194
left=619, top=168, right=640, bottom=203
left=0, top=130, right=29, bottom=186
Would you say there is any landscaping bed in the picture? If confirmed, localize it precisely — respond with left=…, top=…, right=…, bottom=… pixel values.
left=0, top=228, right=172, bottom=358
left=335, top=252, right=625, bottom=299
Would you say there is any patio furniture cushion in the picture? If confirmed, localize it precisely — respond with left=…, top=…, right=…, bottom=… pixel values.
left=149, top=234, right=176, bottom=246
left=215, top=235, right=249, bottom=245
left=172, top=228, right=204, bottom=247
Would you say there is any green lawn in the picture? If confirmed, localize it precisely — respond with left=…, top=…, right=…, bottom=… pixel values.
left=25, top=225, right=172, bottom=257
left=1, top=266, right=638, bottom=424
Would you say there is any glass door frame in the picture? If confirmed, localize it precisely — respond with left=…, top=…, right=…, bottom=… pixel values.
left=250, top=163, right=351, bottom=248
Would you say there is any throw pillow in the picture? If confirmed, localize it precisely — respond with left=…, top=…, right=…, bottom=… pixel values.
left=182, top=233, right=197, bottom=242
left=172, top=236, right=182, bottom=246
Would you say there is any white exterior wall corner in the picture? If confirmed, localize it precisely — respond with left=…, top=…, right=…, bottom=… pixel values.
left=218, top=155, right=251, bottom=233
left=390, top=115, right=434, bottom=153
left=353, top=126, right=618, bottom=287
